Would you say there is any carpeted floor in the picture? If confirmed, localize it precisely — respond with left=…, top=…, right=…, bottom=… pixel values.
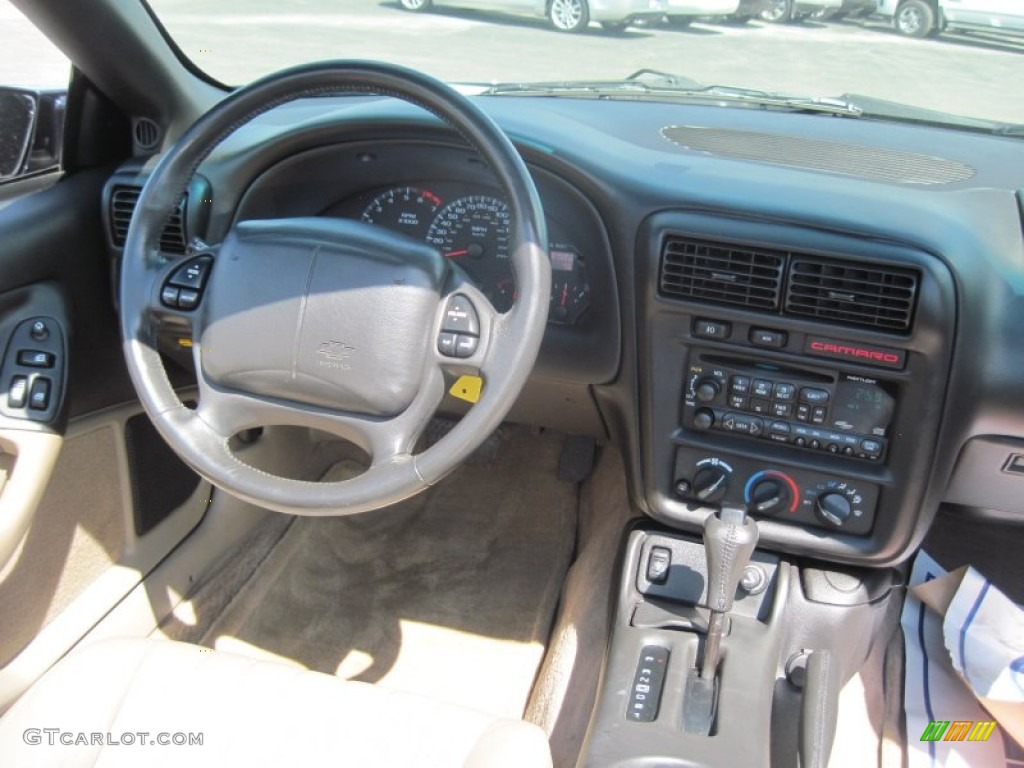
left=193, top=427, right=578, bottom=718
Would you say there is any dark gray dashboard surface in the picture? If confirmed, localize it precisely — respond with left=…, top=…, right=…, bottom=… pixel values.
left=113, top=93, right=1024, bottom=564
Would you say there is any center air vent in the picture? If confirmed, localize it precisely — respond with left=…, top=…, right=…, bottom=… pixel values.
left=109, top=185, right=188, bottom=253
left=786, top=258, right=918, bottom=332
left=660, top=237, right=785, bottom=311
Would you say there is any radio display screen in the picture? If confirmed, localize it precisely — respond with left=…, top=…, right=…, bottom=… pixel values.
left=832, top=376, right=895, bottom=436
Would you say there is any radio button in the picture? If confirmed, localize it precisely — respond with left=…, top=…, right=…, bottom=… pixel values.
left=796, top=404, right=811, bottom=421
left=860, top=439, right=882, bottom=455
left=729, top=376, right=751, bottom=394
left=799, top=387, right=830, bottom=405
left=773, top=383, right=796, bottom=401
left=771, top=402, right=793, bottom=419
left=721, top=412, right=763, bottom=437
left=693, top=409, right=715, bottom=430
left=794, top=437, right=806, bottom=447
left=750, top=328, right=788, bottom=348
left=811, top=406, right=828, bottom=425
left=749, top=398, right=770, bottom=415
left=728, top=394, right=747, bottom=410
left=752, top=379, right=773, bottom=398
left=769, top=421, right=791, bottom=435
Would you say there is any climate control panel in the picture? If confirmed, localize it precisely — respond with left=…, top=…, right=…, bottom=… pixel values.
left=672, top=447, right=879, bottom=535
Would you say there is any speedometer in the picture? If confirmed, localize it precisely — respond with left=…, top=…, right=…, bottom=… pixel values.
left=360, top=186, right=442, bottom=240
left=427, top=195, right=514, bottom=312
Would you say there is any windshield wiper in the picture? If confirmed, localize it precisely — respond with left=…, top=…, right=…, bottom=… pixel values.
left=480, top=72, right=863, bottom=118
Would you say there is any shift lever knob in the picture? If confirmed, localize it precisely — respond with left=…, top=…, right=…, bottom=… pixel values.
left=703, top=506, right=759, bottom=613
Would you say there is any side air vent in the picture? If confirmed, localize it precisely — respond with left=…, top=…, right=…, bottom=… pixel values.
left=786, top=258, right=918, bottom=332
left=660, top=237, right=785, bottom=311
left=133, top=118, right=161, bottom=151
left=109, top=185, right=188, bottom=253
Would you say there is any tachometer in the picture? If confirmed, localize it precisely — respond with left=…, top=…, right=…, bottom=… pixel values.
left=360, top=186, right=442, bottom=240
left=427, top=195, right=514, bottom=311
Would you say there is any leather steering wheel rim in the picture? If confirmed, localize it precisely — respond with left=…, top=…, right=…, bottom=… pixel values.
left=120, top=61, right=551, bottom=516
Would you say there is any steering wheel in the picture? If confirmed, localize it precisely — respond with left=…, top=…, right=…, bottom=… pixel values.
left=120, top=61, right=551, bottom=516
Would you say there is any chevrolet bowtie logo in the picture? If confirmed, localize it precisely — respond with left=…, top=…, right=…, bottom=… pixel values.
left=316, top=341, right=355, bottom=361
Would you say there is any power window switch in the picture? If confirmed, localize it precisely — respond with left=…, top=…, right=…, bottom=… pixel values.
left=9, top=376, right=28, bottom=408
left=28, top=377, right=51, bottom=411
left=646, top=546, right=671, bottom=584
left=17, top=350, right=55, bottom=368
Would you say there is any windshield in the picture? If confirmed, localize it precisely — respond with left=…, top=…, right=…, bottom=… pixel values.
left=148, top=1, right=1024, bottom=127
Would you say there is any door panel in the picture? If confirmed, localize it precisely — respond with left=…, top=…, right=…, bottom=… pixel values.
left=0, top=164, right=210, bottom=711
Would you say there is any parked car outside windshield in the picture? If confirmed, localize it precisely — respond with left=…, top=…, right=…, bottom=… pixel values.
left=141, top=0, right=1024, bottom=128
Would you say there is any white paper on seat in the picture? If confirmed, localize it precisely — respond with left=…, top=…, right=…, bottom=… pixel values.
left=902, top=551, right=1022, bottom=768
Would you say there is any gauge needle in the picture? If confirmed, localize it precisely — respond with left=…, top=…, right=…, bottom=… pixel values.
left=444, top=249, right=470, bottom=259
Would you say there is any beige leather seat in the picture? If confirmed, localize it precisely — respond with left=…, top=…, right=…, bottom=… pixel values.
left=0, top=637, right=552, bottom=767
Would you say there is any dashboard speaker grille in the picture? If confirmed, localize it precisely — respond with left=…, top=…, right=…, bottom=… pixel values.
left=109, top=185, right=188, bottom=253
left=785, top=258, right=918, bottom=331
left=660, top=237, right=785, bottom=310
left=661, top=126, right=976, bottom=185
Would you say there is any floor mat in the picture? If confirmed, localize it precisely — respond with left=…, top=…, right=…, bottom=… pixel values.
left=199, top=427, right=578, bottom=718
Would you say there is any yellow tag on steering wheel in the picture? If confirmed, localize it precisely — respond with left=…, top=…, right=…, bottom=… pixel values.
left=449, top=375, right=483, bottom=404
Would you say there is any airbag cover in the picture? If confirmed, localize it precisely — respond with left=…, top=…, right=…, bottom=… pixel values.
left=200, top=218, right=446, bottom=416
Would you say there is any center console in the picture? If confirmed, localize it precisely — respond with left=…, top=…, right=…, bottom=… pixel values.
left=635, top=211, right=956, bottom=566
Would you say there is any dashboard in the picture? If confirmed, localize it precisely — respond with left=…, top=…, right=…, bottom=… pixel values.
left=102, top=94, right=1024, bottom=567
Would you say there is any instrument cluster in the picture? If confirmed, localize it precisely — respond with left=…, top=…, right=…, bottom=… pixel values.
left=352, top=183, right=590, bottom=325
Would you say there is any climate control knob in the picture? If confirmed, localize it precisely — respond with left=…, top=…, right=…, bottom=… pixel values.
left=692, top=466, right=729, bottom=502
left=747, top=478, right=791, bottom=516
left=695, top=378, right=721, bottom=403
left=815, top=492, right=853, bottom=528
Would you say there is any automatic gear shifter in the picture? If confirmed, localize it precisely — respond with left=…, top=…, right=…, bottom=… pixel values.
left=683, top=505, right=759, bottom=734
left=700, top=505, right=759, bottom=679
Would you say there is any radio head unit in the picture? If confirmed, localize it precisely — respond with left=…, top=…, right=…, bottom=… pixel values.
left=683, top=354, right=896, bottom=462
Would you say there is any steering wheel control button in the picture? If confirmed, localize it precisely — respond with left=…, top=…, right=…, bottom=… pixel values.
left=8, top=376, right=28, bottom=408
left=162, top=256, right=213, bottom=311
left=693, top=318, right=731, bottom=340
left=454, top=334, right=478, bottom=359
left=437, top=332, right=458, bottom=357
left=627, top=646, right=669, bottom=723
left=442, top=294, right=480, bottom=335
left=17, top=350, right=55, bottom=368
left=646, top=546, right=671, bottom=584
left=29, top=320, right=49, bottom=341
left=177, top=289, right=201, bottom=310
left=161, top=285, right=181, bottom=308
left=169, top=256, right=213, bottom=290
left=28, top=378, right=51, bottom=410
